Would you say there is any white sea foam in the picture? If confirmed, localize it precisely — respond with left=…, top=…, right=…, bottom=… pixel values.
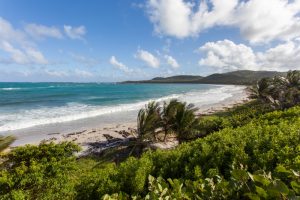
left=0, top=87, right=21, bottom=91
left=0, top=85, right=245, bottom=132
left=0, top=85, right=70, bottom=91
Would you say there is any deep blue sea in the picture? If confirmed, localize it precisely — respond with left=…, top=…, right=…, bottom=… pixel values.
left=0, top=82, right=244, bottom=135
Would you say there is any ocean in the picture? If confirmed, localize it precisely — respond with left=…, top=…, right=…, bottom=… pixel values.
left=0, top=82, right=245, bottom=142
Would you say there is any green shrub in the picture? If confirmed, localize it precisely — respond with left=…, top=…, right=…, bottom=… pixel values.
left=1, top=106, right=299, bottom=199
left=0, top=142, right=80, bottom=200
left=81, top=106, right=300, bottom=198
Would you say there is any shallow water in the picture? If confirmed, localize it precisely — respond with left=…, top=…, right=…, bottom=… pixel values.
left=0, top=82, right=245, bottom=144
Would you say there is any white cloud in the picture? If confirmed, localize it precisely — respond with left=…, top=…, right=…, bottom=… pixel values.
left=0, top=17, right=25, bottom=44
left=135, top=49, right=160, bottom=68
left=44, top=69, right=68, bottom=77
left=109, top=56, right=131, bottom=73
left=74, top=69, right=93, bottom=78
left=25, top=23, right=63, bottom=39
left=0, top=40, right=48, bottom=65
left=146, top=0, right=237, bottom=38
left=257, top=41, right=300, bottom=71
left=234, top=0, right=300, bottom=43
left=164, top=55, right=179, bottom=68
left=70, top=53, right=99, bottom=67
left=198, top=39, right=300, bottom=72
left=64, top=25, right=86, bottom=40
left=0, top=41, right=29, bottom=64
left=146, top=0, right=195, bottom=38
left=146, top=0, right=300, bottom=43
left=198, top=39, right=258, bottom=71
left=0, top=17, right=48, bottom=65
left=44, top=69, right=93, bottom=78
left=24, top=47, right=48, bottom=64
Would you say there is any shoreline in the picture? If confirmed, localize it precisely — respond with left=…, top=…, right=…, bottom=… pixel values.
left=7, top=85, right=249, bottom=150
left=9, top=87, right=250, bottom=154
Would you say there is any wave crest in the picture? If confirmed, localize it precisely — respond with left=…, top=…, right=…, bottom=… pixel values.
left=0, top=85, right=245, bottom=132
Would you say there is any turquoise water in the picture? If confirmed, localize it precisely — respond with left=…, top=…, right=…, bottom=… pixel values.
left=0, top=82, right=242, bottom=133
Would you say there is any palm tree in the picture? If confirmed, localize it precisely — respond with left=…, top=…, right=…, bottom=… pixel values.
left=249, top=77, right=275, bottom=103
left=131, top=101, right=161, bottom=156
left=137, top=100, right=200, bottom=143
left=0, top=135, right=15, bottom=152
left=160, top=100, right=200, bottom=143
left=286, top=70, right=300, bottom=89
left=170, top=102, right=200, bottom=143
left=160, top=99, right=180, bottom=141
left=137, top=101, right=161, bottom=141
left=250, top=70, right=300, bottom=109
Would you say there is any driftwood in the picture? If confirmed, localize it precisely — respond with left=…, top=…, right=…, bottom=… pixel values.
left=82, top=137, right=137, bottom=156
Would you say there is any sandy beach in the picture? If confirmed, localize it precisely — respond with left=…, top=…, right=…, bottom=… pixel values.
left=36, top=88, right=250, bottom=154
left=7, top=85, right=250, bottom=153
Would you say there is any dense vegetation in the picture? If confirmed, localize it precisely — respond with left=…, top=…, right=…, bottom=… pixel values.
left=1, top=104, right=299, bottom=199
left=0, top=71, right=299, bottom=199
left=79, top=106, right=300, bottom=199
left=250, top=70, right=300, bottom=109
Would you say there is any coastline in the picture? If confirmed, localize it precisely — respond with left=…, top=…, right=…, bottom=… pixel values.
left=8, top=86, right=249, bottom=154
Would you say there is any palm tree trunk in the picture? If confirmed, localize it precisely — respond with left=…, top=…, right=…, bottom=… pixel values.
left=153, top=131, right=158, bottom=141
left=163, top=127, right=168, bottom=142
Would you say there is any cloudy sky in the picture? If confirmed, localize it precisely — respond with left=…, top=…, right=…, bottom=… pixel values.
left=0, top=0, right=300, bottom=82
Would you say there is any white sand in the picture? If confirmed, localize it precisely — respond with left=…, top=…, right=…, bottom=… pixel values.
left=45, top=88, right=249, bottom=152
left=10, top=87, right=250, bottom=152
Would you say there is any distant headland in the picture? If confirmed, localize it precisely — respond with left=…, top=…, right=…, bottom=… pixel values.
left=122, top=70, right=286, bottom=85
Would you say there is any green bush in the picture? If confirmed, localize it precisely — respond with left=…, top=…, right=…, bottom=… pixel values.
left=196, top=101, right=272, bottom=137
left=78, top=106, right=300, bottom=198
left=1, top=106, right=299, bottom=199
left=0, top=142, right=80, bottom=200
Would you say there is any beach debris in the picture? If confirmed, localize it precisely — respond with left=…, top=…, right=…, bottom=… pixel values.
left=66, top=130, right=86, bottom=137
left=103, top=134, right=115, bottom=141
left=47, top=132, right=60, bottom=135
left=118, top=130, right=131, bottom=138
left=84, top=137, right=135, bottom=153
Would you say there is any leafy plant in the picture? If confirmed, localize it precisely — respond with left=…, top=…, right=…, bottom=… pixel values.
left=250, top=70, right=300, bottom=109
left=0, top=142, right=80, bottom=200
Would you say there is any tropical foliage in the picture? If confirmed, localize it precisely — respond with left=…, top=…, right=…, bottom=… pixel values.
left=137, top=101, right=161, bottom=141
left=137, top=99, right=199, bottom=143
left=0, top=142, right=80, bottom=199
left=1, top=104, right=298, bottom=199
left=1, top=73, right=300, bottom=199
left=250, top=70, right=300, bottom=109
left=80, top=105, right=300, bottom=199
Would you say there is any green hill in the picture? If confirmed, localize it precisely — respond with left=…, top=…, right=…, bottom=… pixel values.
left=123, top=70, right=286, bottom=85
left=198, top=70, right=286, bottom=85
left=151, top=75, right=202, bottom=82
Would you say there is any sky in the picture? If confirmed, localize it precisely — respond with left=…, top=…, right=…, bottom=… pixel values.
left=0, top=0, right=300, bottom=82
